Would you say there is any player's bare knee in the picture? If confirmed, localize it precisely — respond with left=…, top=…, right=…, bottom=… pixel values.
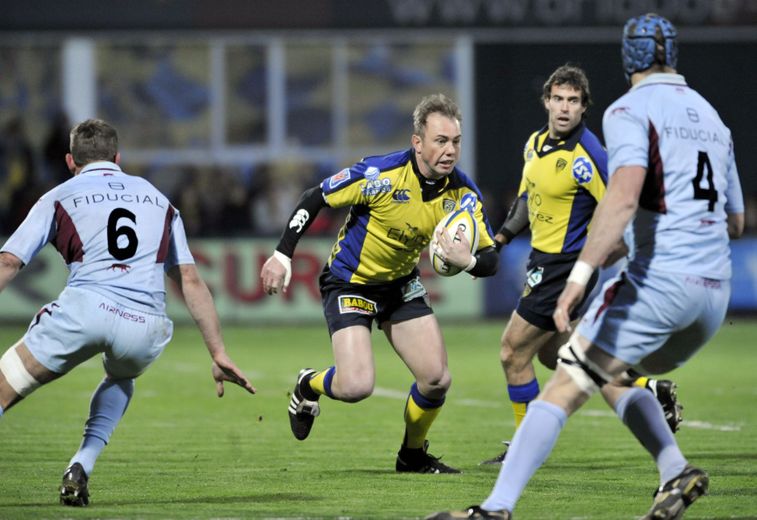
left=339, top=388, right=372, bottom=403
left=417, top=369, right=451, bottom=397
left=0, top=345, right=43, bottom=400
left=337, top=378, right=373, bottom=402
left=556, top=337, right=613, bottom=397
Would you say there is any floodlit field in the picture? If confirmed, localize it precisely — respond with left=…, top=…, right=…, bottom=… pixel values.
left=0, top=320, right=755, bottom=519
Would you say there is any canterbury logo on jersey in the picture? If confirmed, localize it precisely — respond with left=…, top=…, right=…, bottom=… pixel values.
left=392, top=189, right=411, bottom=202
left=338, top=295, right=377, bottom=315
left=289, top=209, right=309, bottom=233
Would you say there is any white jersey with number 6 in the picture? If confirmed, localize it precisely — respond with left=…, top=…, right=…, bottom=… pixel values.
left=603, top=73, right=744, bottom=280
left=1, top=161, right=194, bottom=313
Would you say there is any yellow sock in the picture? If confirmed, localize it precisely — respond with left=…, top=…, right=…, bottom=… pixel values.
left=632, top=376, right=650, bottom=390
left=508, top=379, right=539, bottom=429
left=306, top=367, right=335, bottom=398
left=403, top=386, right=443, bottom=449
left=512, top=401, right=528, bottom=429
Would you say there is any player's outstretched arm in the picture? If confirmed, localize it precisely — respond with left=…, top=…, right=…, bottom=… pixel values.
left=0, top=252, right=23, bottom=293
left=554, top=166, right=644, bottom=332
left=167, top=264, right=256, bottom=397
left=576, top=166, right=643, bottom=268
left=261, top=185, right=328, bottom=295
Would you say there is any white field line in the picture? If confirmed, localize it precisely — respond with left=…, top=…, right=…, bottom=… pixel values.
left=373, top=387, right=743, bottom=432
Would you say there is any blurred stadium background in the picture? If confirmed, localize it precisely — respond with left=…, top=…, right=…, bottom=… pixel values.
left=3, top=4, right=757, bottom=519
left=2, top=0, right=756, bottom=324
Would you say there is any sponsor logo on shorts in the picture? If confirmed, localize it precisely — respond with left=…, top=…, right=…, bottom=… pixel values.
left=99, top=302, right=146, bottom=323
left=328, top=168, right=351, bottom=189
left=338, top=295, right=377, bottom=315
left=572, top=157, right=593, bottom=184
left=526, top=266, right=543, bottom=286
left=523, top=266, right=544, bottom=297
left=685, top=276, right=722, bottom=288
left=401, top=276, right=427, bottom=302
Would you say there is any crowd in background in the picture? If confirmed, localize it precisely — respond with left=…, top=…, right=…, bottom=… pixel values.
left=0, top=112, right=754, bottom=239
left=0, top=112, right=349, bottom=239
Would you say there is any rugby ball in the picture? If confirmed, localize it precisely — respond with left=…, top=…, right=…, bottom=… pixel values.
left=429, top=209, right=479, bottom=277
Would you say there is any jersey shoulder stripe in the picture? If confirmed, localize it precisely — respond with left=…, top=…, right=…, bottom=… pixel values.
left=53, top=201, right=83, bottom=263
left=361, top=149, right=413, bottom=171
left=578, top=127, right=609, bottom=184
left=156, top=205, right=176, bottom=264
left=321, top=149, right=413, bottom=196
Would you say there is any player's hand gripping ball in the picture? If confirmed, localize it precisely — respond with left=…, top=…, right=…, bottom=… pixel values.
left=429, top=208, right=479, bottom=277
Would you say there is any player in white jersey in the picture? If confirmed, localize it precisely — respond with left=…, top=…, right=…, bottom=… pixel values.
left=428, top=13, right=744, bottom=520
left=0, top=119, right=255, bottom=507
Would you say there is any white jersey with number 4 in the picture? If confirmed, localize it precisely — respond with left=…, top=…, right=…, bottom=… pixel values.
left=1, top=161, right=194, bottom=313
left=603, top=73, right=744, bottom=280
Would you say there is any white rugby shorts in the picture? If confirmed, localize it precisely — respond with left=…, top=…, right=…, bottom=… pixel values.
left=577, top=266, right=730, bottom=374
left=24, top=286, right=173, bottom=378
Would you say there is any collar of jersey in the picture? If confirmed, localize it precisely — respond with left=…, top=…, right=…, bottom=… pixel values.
left=534, top=121, right=584, bottom=157
left=79, top=161, right=124, bottom=176
left=409, top=151, right=453, bottom=201
left=631, top=73, right=687, bottom=91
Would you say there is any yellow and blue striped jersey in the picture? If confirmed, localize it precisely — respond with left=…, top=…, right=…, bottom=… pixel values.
left=320, top=149, right=496, bottom=284
left=518, top=123, right=608, bottom=254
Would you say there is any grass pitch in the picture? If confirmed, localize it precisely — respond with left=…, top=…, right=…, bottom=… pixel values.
left=0, top=319, right=755, bottom=519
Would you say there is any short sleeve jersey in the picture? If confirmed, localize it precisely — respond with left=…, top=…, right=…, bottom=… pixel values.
left=320, top=149, right=496, bottom=284
left=602, top=73, right=744, bottom=279
left=518, top=123, right=608, bottom=254
left=1, top=162, right=195, bottom=312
